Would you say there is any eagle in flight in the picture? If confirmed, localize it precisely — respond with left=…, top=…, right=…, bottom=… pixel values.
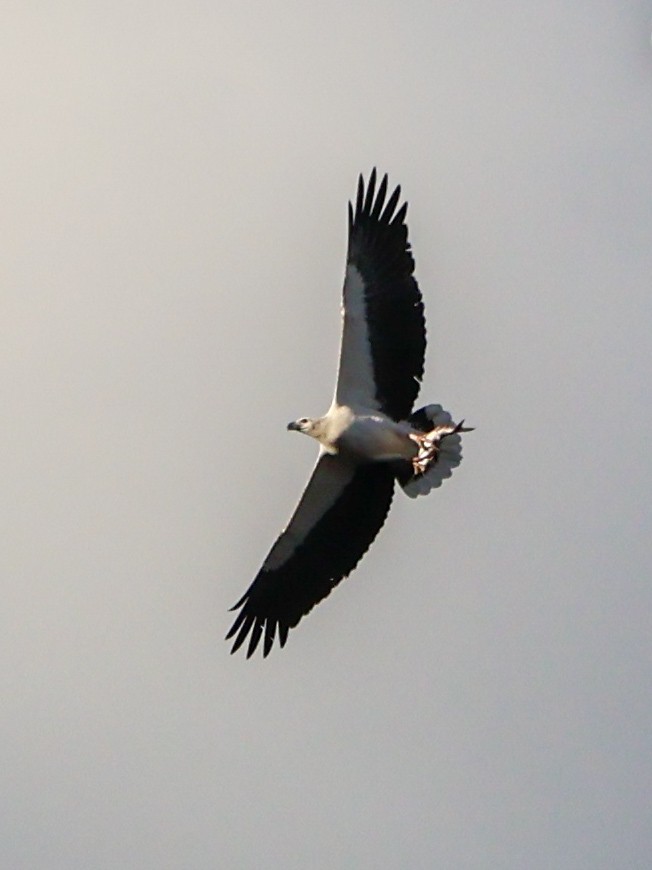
left=227, top=169, right=471, bottom=658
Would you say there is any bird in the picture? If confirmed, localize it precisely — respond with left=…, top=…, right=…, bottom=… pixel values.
left=227, top=169, right=471, bottom=658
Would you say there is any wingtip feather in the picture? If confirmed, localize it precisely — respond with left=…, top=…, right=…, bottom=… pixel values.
left=363, top=168, right=377, bottom=214
left=380, top=185, right=401, bottom=223
left=228, top=595, right=246, bottom=612
left=246, top=619, right=263, bottom=659
left=355, top=174, right=364, bottom=217
left=225, top=607, right=248, bottom=640
left=229, top=614, right=254, bottom=655
left=371, top=173, right=388, bottom=220
left=263, top=619, right=277, bottom=657
left=391, top=201, right=408, bottom=226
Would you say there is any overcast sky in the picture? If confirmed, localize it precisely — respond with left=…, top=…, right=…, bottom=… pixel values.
left=3, top=2, right=652, bottom=868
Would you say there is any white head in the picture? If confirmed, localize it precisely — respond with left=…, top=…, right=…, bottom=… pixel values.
left=287, top=416, right=318, bottom=437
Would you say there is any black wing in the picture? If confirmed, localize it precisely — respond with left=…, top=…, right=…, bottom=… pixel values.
left=227, top=454, right=395, bottom=658
left=335, top=169, right=426, bottom=421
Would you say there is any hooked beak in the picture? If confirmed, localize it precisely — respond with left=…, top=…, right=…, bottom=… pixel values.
left=287, top=420, right=300, bottom=431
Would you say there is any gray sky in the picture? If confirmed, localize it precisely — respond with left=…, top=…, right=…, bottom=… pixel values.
left=3, top=2, right=652, bottom=868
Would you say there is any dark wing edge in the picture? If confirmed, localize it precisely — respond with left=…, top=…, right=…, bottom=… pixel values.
left=226, top=458, right=395, bottom=659
left=347, top=168, right=427, bottom=421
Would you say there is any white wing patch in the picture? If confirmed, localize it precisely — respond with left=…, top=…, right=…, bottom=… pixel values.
left=263, top=454, right=356, bottom=570
left=334, top=264, right=380, bottom=410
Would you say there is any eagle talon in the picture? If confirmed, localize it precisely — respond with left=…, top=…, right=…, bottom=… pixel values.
left=411, top=433, right=440, bottom=475
left=410, top=419, right=470, bottom=476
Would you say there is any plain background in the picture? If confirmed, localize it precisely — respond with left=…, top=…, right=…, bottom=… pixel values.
left=3, top=2, right=652, bottom=868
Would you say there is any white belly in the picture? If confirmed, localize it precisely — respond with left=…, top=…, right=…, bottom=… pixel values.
left=336, top=414, right=416, bottom=462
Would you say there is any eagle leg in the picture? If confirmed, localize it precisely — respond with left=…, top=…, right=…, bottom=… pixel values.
left=409, top=420, right=474, bottom=475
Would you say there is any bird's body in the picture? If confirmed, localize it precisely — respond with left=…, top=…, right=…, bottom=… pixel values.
left=227, top=170, right=471, bottom=658
left=335, top=410, right=417, bottom=462
left=295, top=405, right=416, bottom=462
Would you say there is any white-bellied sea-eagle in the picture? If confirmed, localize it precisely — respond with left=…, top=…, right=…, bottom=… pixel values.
left=227, top=169, right=471, bottom=658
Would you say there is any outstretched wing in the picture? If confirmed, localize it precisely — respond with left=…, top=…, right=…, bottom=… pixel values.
left=227, top=454, right=395, bottom=658
left=335, top=169, right=426, bottom=420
